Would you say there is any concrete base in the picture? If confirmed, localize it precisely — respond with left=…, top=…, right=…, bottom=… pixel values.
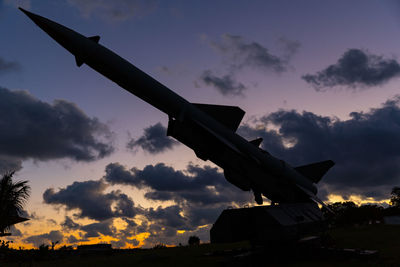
left=210, top=203, right=325, bottom=244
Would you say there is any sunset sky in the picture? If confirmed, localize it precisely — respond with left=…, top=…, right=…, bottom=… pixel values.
left=2, top=0, right=400, bottom=248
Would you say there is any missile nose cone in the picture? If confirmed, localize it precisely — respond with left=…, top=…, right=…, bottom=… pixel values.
left=19, top=7, right=58, bottom=35
left=19, top=8, right=62, bottom=44
left=19, top=7, right=40, bottom=22
left=19, top=7, right=91, bottom=63
left=18, top=7, right=30, bottom=14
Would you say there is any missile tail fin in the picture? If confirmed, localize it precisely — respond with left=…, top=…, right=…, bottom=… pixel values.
left=249, top=138, right=263, bottom=147
left=192, top=103, right=245, bottom=131
left=75, top=56, right=84, bottom=67
left=295, top=160, right=335, bottom=183
left=88, top=35, right=100, bottom=43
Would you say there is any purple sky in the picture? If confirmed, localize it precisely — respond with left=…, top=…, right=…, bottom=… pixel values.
left=2, top=0, right=400, bottom=248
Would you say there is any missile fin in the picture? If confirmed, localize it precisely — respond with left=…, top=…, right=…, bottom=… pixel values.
left=249, top=138, right=263, bottom=147
left=76, top=35, right=99, bottom=67
left=192, top=103, right=245, bottom=131
left=75, top=56, right=84, bottom=67
left=294, top=160, right=335, bottom=183
left=88, top=35, right=100, bottom=43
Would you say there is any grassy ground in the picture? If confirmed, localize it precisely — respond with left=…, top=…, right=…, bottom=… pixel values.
left=1, top=224, right=400, bottom=267
left=328, top=224, right=400, bottom=266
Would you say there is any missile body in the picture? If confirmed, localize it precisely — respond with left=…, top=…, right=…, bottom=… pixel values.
left=20, top=8, right=334, bottom=205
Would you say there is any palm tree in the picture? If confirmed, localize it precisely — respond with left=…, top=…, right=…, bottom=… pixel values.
left=0, top=171, right=30, bottom=234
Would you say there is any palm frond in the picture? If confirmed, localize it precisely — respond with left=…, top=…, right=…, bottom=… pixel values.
left=0, top=171, right=31, bottom=232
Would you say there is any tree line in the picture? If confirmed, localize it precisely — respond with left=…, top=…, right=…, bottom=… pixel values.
left=322, top=187, right=400, bottom=227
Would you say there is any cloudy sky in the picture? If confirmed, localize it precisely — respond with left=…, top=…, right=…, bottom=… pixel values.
left=2, top=0, right=400, bottom=248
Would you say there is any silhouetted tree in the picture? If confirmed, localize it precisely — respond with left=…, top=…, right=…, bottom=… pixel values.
left=323, top=201, right=384, bottom=226
left=390, top=186, right=400, bottom=207
left=357, top=204, right=383, bottom=224
left=0, top=240, right=12, bottom=251
left=382, top=187, right=400, bottom=216
left=58, top=245, right=73, bottom=250
left=51, top=241, right=59, bottom=250
left=0, top=171, right=30, bottom=233
left=152, top=243, right=166, bottom=249
left=322, top=201, right=357, bottom=226
left=188, top=235, right=200, bottom=246
left=39, top=244, right=50, bottom=251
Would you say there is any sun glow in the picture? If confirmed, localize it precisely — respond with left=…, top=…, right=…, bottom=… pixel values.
left=326, top=194, right=390, bottom=206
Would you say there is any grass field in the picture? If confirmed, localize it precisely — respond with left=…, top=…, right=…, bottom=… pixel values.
left=1, top=224, right=400, bottom=266
left=327, top=224, right=400, bottom=266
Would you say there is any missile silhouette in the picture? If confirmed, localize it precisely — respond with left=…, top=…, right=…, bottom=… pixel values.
left=20, top=8, right=334, bottom=206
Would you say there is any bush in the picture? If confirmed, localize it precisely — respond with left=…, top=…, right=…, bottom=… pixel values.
left=39, top=244, right=49, bottom=251
left=188, top=236, right=200, bottom=246
left=0, top=240, right=12, bottom=250
left=152, top=243, right=166, bottom=249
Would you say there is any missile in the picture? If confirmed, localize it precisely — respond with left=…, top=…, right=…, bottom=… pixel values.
left=20, top=8, right=334, bottom=206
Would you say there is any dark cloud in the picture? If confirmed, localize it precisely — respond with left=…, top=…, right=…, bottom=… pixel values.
left=106, top=163, right=221, bottom=191
left=104, top=162, right=252, bottom=206
left=0, top=155, right=22, bottom=173
left=67, top=235, right=79, bottom=244
left=0, top=57, right=21, bottom=74
left=0, top=87, right=114, bottom=172
left=211, top=34, right=289, bottom=73
left=67, top=0, right=156, bottom=21
left=238, top=96, right=400, bottom=200
left=43, top=180, right=139, bottom=221
left=201, top=34, right=295, bottom=96
left=127, top=123, right=179, bottom=154
left=61, top=216, right=80, bottom=230
left=146, top=205, right=187, bottom=229
left=200, top=70, right=246, bottom=96
left=302, top=49, right=400, bottom=90
left=80, top=220, right=115, bottom=238
left=104, top=162, right=137, bottom=185
left=24, top=230, right=63, bottom=247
